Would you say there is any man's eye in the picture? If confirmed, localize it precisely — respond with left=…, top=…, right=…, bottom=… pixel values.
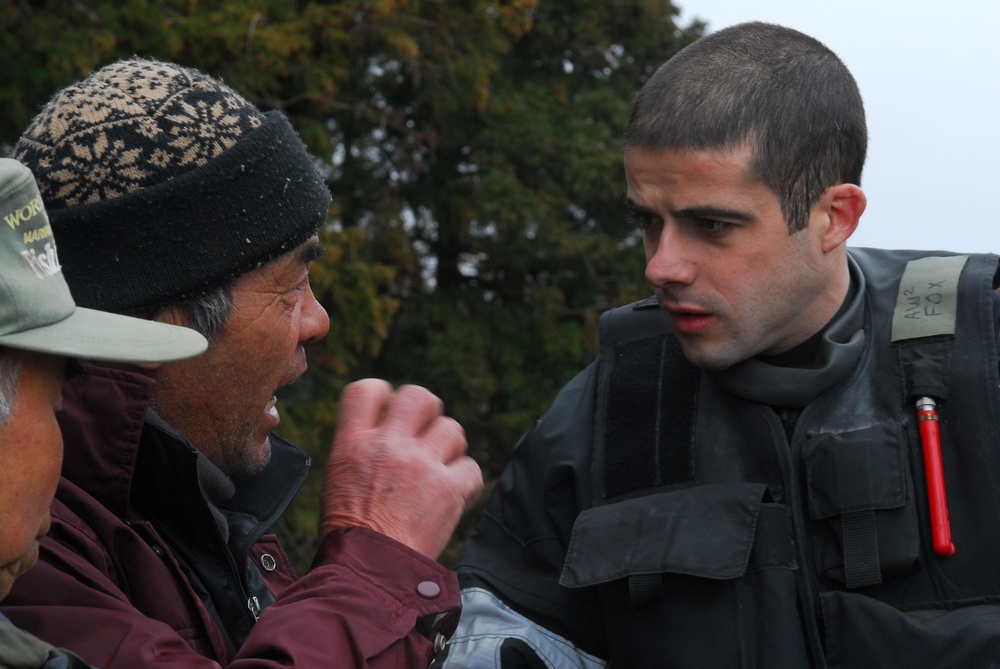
left=697, top=218, right=732, bottom=234
left=629, top=211, right=660, bottom=229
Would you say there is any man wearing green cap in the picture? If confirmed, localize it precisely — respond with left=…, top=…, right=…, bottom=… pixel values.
left=0, top=157, right=207, bottom=667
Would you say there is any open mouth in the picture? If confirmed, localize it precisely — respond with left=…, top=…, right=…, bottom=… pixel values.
left=263, top=396, right=280, bottom=427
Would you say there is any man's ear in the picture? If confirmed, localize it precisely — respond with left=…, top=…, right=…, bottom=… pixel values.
left=151, top=305, right=191, bottom=328
left=134, top=306, right=193, bottom=371
left=820, top=183, right=866, bottom=253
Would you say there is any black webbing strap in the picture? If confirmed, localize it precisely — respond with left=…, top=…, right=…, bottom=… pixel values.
left=889, top=256, right=967, bottom=568
left=628, top=573, right=664, bottom=608
left=842, top=510, right=882, bottom=589
left=599, top=303, right=699, bottom=499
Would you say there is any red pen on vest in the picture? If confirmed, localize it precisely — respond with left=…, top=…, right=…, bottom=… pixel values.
left=916, top=396, right=954, bottom=557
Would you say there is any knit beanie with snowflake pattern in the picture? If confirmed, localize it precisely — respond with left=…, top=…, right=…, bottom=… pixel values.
left=13, top=58, right=331, bottom=315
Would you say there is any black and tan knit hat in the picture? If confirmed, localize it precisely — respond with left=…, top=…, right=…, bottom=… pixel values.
left=13, top=58, right=331, bottom=314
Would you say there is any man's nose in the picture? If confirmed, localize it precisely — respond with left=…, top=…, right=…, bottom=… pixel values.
left=300, top=285, right=330, bottom=346
left=645, top=223, right=696, bottom=288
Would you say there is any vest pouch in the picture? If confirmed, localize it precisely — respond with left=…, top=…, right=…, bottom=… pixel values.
left=802, top=423, right=920, bottom=589
left=560, top=483, right=809, bottom=667
left=820, top=591, right=1000, bottom=668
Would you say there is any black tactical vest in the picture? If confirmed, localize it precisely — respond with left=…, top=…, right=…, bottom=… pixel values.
left=560, top=249, right=1000, bottom=668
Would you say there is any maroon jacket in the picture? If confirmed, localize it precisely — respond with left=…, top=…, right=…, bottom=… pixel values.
left=1, top=365, right=460, bottom=667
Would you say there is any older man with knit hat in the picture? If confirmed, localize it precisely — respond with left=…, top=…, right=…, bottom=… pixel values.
left=2, top=59, right=482, bottom=668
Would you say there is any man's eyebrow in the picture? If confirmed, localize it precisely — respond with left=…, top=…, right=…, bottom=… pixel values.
left=299, top=240, right=325, bottom=265
left=675, top=205, right=753, bottom=222
left=625, top=197, right=753, bottom=222
left=624, top=197, right=653, bottom=216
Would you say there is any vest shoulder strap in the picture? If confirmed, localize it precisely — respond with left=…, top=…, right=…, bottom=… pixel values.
left=596, top=298, right=699, bottom=500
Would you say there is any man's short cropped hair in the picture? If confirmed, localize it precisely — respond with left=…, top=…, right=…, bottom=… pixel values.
left=624, top=21, right=867, bottom=232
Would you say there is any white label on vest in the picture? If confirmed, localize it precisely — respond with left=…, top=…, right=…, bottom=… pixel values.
left=891, top=255, right=969, bottom=342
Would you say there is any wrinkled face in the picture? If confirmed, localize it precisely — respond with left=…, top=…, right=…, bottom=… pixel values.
left=0, top=351, right=65, bottom=600
left=626, top=146, right=844, bottom=370
left=151, top=237, right=329, bottom=477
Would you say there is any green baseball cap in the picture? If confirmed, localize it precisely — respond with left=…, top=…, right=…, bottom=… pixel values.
left=0, top=158, right=207, bottom=363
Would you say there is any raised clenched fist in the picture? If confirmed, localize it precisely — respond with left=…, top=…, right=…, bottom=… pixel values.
left=319, top=379, right=484, bottom=559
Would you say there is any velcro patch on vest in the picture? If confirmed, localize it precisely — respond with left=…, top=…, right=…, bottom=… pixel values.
left=603, top=334, right=698, bottom=498
left=891, top=255, right=968, bottom=342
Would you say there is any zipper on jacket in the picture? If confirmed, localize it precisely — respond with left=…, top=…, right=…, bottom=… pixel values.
left=226, top=550, right=256, bottom=627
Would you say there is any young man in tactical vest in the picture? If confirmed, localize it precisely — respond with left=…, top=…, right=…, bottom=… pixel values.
left=2, top=60, right=483, bottom=667
left=437, top=21, right=1000, bottom=668
left=0, top=157, right=207, bottom=667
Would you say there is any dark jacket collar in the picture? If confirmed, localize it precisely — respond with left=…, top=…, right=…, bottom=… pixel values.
left=59, top=363, right=310, bottom=544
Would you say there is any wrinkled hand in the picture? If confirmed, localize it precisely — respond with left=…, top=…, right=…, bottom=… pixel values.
left=320, top=379, right=484, bottom=559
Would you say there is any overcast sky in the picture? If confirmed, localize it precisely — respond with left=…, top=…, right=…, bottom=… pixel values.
left=674, top=0, right=999, bottom=254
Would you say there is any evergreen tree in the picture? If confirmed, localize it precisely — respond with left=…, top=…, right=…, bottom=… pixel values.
left=1, top=0, right=703, bottom=567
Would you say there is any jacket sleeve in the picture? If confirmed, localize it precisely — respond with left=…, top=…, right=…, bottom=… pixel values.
left=239, top=526, right=460, bottom=667
left=436, top=363, right=609, bottom=668
left=2, top=500, right=458, bottom=668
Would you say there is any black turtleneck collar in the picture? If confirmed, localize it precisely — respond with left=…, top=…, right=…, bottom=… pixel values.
left=709, top=256, right=866, bottom=409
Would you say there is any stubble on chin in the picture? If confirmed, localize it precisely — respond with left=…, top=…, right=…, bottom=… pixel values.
left=222, top=431, right=273, bottom=479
